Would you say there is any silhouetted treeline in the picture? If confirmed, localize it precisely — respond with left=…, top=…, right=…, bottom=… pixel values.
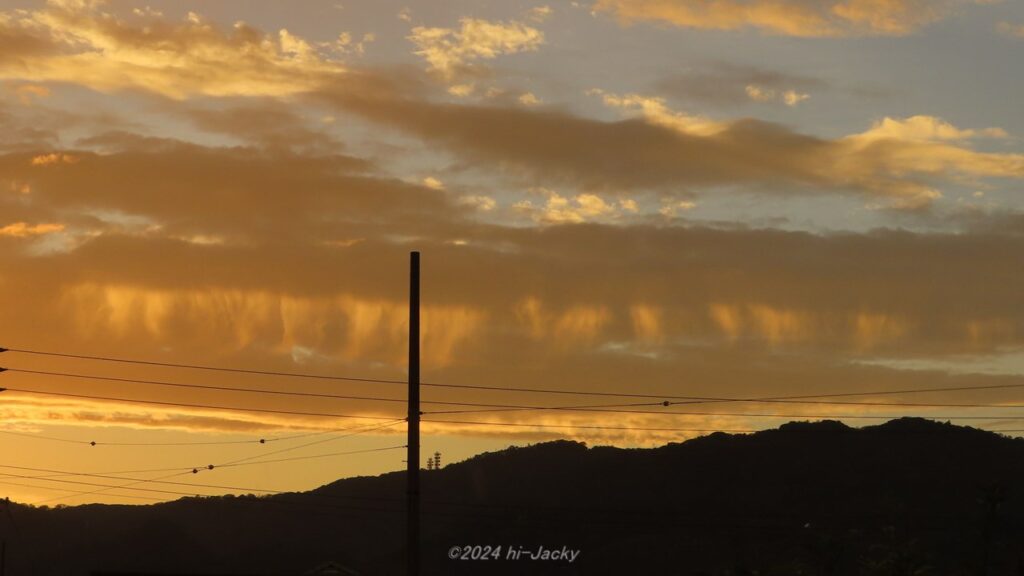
left=3, top=418, right=1024, bottom=575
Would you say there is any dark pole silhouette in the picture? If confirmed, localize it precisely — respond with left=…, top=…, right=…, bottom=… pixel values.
left=407, top=251, right=420, bottom=576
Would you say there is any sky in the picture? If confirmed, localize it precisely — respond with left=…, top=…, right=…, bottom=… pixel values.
left=0, top=0, right=1022, bottom=505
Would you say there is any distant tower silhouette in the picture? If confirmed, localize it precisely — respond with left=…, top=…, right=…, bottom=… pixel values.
left=433, top=451, right=441, bottom=470
left=426, top=458, right=434, bottom=471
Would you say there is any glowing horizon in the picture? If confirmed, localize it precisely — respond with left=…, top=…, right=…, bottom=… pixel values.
left=1, top=0, right=1023, bottom=506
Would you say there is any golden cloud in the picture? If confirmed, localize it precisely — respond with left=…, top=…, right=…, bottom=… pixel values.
left=0, top=140, right=456, bottom=245
left=513, top=189, right=624, bottom=224
left=593, top=0, right=988, bottom=37
left=1, top=225, right=1023, bottom=446
left=854, top=115, right=1008, bottom=142
left=0, top=2, right=346, bottom=98
left=590, top=89, right=726, bottom=136
left=0, top=394, right=333, bottom=435
left=997, top=21, right=1024, bottom=37
left=31, top=152, right=79, bottom=166
left=0, top=2, right=1015, bottom=214
left=745, top=84, right=810, bottom=107
left=60, top=283, right=485, bottom=369
left=408, top=17, right=544, bottom=80
left=333, top=86, right=1023, bottom=210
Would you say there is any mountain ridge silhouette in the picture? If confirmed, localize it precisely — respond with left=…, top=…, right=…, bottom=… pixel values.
left=3, top=417, right=1022, bottom=575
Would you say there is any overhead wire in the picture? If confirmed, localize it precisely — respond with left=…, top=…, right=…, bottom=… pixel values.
left=0, top=386, right=401, bottom=421
left=420, top=419, right=757, bottom=433
left=5, top=366, right=1024, bottom=417
left=423, top=404, right=1024, bottom=420
left=20, top=445, right=408, bottom=480
left=8, top=342, right=1024, bottom=405
left=6, top=344, right=1024, bottom=508
left=0, top=414, right=408, bottom=448
left=0, top=479, right=164, bottom=502
left=28, top=419, right=407, bottom=505
left=0, top=428, right=270, bottom=447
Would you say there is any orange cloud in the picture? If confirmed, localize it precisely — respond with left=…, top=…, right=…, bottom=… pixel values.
left=0, top=221, right=65, bottom=237
left=853, top=312, right=911, bottom=350
left=14, top=84, right=51, bottom=104
left=60, top=284, right=485, bottom=369
left=630, top=304, right=663, bottom=343
left=515, top=298, right=613, bottom=346
left=31, top=153, right=79, bottom=166
left=709, top=303, right=917, bottom=349
left=0, top=394, right=333, bottom=435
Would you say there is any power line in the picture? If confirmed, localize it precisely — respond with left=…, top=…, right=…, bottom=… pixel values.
left=0, top=479, right=164, bottom=502
left=2, top=376, right=1019, bottom=450
left=7, top=366, right=1024, bottom=416
left=30, top=420, right=406, bottom=505
left=0, top=468, right=264, bottom=497
left=19, top=445, right=408, bottom=480
left=3, top=416, right=1016, bottom=455
left=0, top=421, right=406, bottom=480
left=0, top=465, right=849, bottom=522
left=418, top=417, right=1024, bottom=432
left=5, top=367, right=410, bottom=403
left=20, top=414, right=1018, bottom=506
left=0, top=429, right=92, bottom=445
left=421, top=419, right=758, bottom=433
left=217, top=444, right=405, bottom=469
left=0, top=452, right=401, bottom=494
left=8, top=343, right=1024, bottom=511
left=424, top=405, right=1024, bottom=420
left=0, top=418, right=402, bottom=448
left=0, top=348, right=407, bottom=386
left=0, top=428, right=269, bottom=447
left=214, top=419, right=406, bottom=469
left=2, top=368, right=691, bottom=412
left=0, top=387, right=401, bottom=421
left=6, top=422, right=1020, bottom=512
left=6, top=346, right=1024, bottom=406
left=1, top=472, right=226, bottom=498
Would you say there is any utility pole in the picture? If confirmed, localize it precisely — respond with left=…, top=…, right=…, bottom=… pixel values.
left=407, top=251, right=420, bottom=576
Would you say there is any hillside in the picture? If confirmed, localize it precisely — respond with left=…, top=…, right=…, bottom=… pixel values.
left=3, top=418, right=1023, bottom=575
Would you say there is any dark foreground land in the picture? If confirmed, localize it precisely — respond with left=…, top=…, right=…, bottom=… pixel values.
left=3, top=418, right=1024, bottom=575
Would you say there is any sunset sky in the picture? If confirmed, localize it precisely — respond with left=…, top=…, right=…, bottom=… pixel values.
left=1, top=0, right=1023, bottom=505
